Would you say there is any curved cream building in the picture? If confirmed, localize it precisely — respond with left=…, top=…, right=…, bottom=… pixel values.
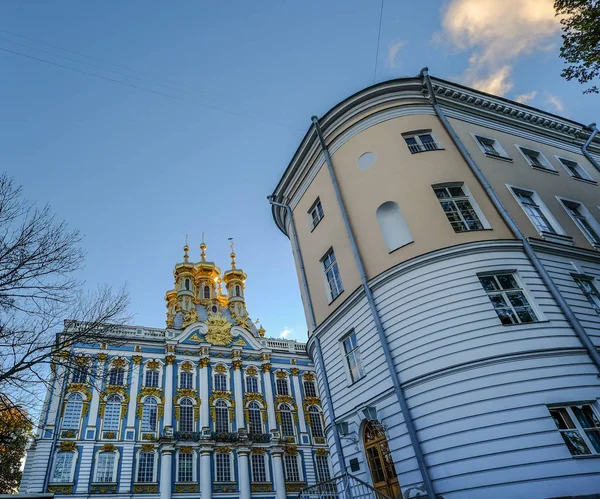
left=269, top=70, right=600, bottom=499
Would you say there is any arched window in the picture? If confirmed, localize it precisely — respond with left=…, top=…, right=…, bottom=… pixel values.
left=108, top=367, right=124, bottom=386
left=95, top=452, right=116, bottom=482
left=215, top=400, right=229, bottom=433
left=180, top=371, right=193, bottom=389
left=276, top=377, right=289, bottom=396
left=279, top=403, right=294, bottom=437
left=103, top=395, right=121, bottom=431
left=185, top=279, right=190, bottom=291
left=62, top=393, right=83, bottom=430
left=52, top=451, right=75, bottom=482
left=308, top=406, right=324, bottom=438
left=145, top=368, right=159, bottom=388
left=204, top=286, right=210, bottom=299
left=137, top=452, right=155, bottom=482
left=376, top=201, right=413, bottom=253
left=141, top=397, right=158, bottom=432
left=245, top=374, right=258, bottom=393
left=248, top=401, right=262, bottom=434
left=235, top=285, right=241, bottom=297
left=214, top=373, right=227, bottom=392
left=179, top=398, right=194, bottom=433
left=303, top=380, right=317, bottom=398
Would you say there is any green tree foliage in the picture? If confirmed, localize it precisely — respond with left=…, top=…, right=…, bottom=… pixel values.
left=555, top=0, right=600, bottom=93
left=0, top=397, right=33, bottom=493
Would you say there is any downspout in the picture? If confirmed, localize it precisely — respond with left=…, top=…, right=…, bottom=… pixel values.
left=266, top=195, right=347, bottom=473
left=420, top=67, right=600, bottom=375
left=581, top=123, right=600, bottom=173
left=310, top=116, right=437, bottom=499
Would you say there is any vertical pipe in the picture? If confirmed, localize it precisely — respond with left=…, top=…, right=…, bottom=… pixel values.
left=310, top=116, right=436, bottom=498
left=581, top=124, right=600, bottom=173
left=420, top=67, right=600, bottom=374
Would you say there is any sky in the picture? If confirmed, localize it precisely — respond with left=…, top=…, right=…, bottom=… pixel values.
left=1, top=0, right=599, bottom=344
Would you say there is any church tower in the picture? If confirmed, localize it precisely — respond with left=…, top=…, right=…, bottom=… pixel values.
left=223, top=243, right=248, bottom=318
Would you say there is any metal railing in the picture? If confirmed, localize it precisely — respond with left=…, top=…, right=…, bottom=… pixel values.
left=297, top=474, right=392, bottom=499
left=407, top=142, right=441, bottom=154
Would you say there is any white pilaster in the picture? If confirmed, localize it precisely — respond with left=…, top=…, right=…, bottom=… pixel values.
left=87, top=358, right=106, bottom=436
left=75, top=444, right=94, bottom=493
left=237, top=448, right=251, bottom=499
left=262, top=365, right=277, bottom=431
left=164, top=355, right=175, bottom=429
left=291, top=370, right=307, bottom=435
left=199, top=358, right=209, bottom=430
left=46, top=365, right=66, bottom=433
left=232, top=360, right=244, bottom=430
left=126, top=357, right=142, bottom=434
left=160, top=446, right=173, bottom=499
left=271, top=448, right=287, bottom=499
left=200, top=448, right=212, bottom=499
left=118, top=444, right=134, bottom=493
left=26, top=440, right=52, bottom=493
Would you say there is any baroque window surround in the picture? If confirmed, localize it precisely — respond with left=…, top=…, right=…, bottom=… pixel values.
left=176, top=447, right=197, bottom=483
left=136, top=390, right=165, bottom=440
left=50, top=443, right=78, bottom=484
left=283, top=448, right=303, bottom=483
left=135, top=446, right=158, bottom=484
left=244, top=365, right=261, bottom=393
left=214, top=448, right=234, bottom=483
left=107, top=357, right=129, bottom=387
left=209, top=391, right=235, bottom=434
left=174, top=388, right=200, bottom=434
left=178, top=361, right=196, bottom=390
left=142, top=359, right=164, bottom=389
left=98, top=385, right=129, bottom=441
left=314, top=450, right=332, bottom=482
left=92, top=445, right=120, bottom=484
left=212, top=364, right=230, bottom=392
left=250, top=450, right=269, bottom=483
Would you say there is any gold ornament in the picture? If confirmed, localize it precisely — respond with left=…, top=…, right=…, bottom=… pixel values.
left=97, top=353, right=108, bottom=362
left=165, top=355, right=176, bottom=365
left=101, top=444, right=117, bottom=452
left=285, top=445, right=298, bottom=455
left=303, top=373, right=315, bottom=382
left=290, top=368, right=299, bottom=376
left=232, top=360, right=243, bottom=370
left=199, top=358, right=210, bottom=368
left=214, top=364, right=227, bottom=374
left=59, top=441, right=76, bottom=451
left=180, top=362, right=193, bottom=372
left=246, top=366, right=257, bottom=376
left=215, top=446, right=231, bottom=454
left=147, top=360, right=160, bottom=370
left=205, top=312, right=233, bottom=346
left=252, top=447, right=266, bottom=454
left=275, top=371, right=288, bottom=379
left=141, top=444, right=155, bottom=452
left=132, top=355, right=143, bottom=365
left=179, top=446, right=194, bottom=453
left=261, top=363, right=271, bottom=373
left=112, top=358, right=127, bottom=368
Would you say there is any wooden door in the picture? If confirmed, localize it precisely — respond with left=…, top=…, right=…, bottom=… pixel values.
left=364, top=421, right=401, bottom=498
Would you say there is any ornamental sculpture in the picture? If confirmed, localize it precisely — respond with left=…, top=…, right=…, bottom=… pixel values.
left=204, top=312, right=233, bottom=346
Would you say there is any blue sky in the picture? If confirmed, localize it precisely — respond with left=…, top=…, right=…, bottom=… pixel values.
left=1, top=0, right=598, bottom=343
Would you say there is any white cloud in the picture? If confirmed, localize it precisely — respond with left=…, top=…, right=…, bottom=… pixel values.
left=279, top=326, right=292, bottom=339
left=546, top=92, right=565, bottom=113
left=440, top=0, right=562, bottom=96
left=514, top=90, right=538, bottom=104
left=386, top=40, right=405, bottom=69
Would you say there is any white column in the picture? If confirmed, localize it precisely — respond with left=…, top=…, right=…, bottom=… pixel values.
left=200, top=448, right=212, bottom=499
left=291, top=370, right=307, bottom=435
left=271, top=448, right=287, bottom=499
left=87, top=357, right=107, bottom=437
left=237, top=448, right=251, bottom=499
left=118, top=444, right=134, bottom=493
left=160, top=446, right=173, bottom=499
left=46, top=364, right=67, bottom=432
left=126, top=356, right=142, bottom=431
left=199, top=358, right=209, bottom=430
left=164, top=355, right=175, bottom=429
left=75, top=444, right=95, bottom=493
left=262, top=364, right=277, bottom=431
left=232, top=360, right=244, bottom=430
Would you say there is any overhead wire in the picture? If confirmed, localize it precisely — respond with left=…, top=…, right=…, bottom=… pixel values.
left=372, top=0, right=384, bottom=83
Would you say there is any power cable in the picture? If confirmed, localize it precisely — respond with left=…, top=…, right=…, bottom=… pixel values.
left=373, top=0, right=384, bottom=83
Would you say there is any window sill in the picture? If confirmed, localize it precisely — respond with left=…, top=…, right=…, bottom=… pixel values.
left=572, top=176, right=598, bottom=185
left=531, top=166, right=559, bottom=175
left=499, top=320, right=550, bottom=326
left=327, top=290, right=345, bottom=306
left=540, top=232, right=574, bottom=246
left=484, top=153, right=513, bottom=162
left=408, top=147, right=445, bottom=154
left=453, top=227, right=494, bottom=234
left=572, top=454, right=600, bottom=459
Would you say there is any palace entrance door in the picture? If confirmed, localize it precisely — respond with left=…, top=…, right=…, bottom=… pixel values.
left=363, top=421, right=402, bottom=499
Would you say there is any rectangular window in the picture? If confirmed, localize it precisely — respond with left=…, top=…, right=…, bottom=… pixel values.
left=137, top=452, right=155, bottom=482
left=478, top=273, right=538, bottom=325
left=52, top=452, right=74, bottom=482
left=303, top=380, right=317, bottom=398
left=549, top=405, right=600, bottom=455
left=72, top=367, right=87, bottom=384
left=433, top=184, right=485, bottom=232
left=284, top=454, right=300, bottom=482
left=251, top=454, right=267, bottom=482
left=511, top=187, right=558, bottom=234
left=403, top=131, right=441, bottom=153
left=214, top=374, right=228, bottom=392
left=180, top=372, right=193, bottom=389
left=245, top=376, right=258, bottom=393
left=178, top=453, right=193, bottom=482
left=309, top=198, right=324, bottom=230
left=276, top=378, right=289, bottom=396
left=517, top=146, right=555, bottom=171
left=474, top=135, right=509, bottom=159
left=96, top=453, right=115, bottom=483
left=216, top=453, right=231, bottom=482
left=559, top=199, right=600, bottom=246
left=574, top=277, right=600, bottom=314
left=342, top=331, right=365, bottom=383
left=557, top=157, right=595, bottom=182
left=321, top=248, right=343, bottom=301
left=315, top=455, right=331, bottom=482
left=145, top=370, right=159, bottom=388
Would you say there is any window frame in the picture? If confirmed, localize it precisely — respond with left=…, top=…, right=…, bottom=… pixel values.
left=179, top=371, right=193, bottom=390
left=548, top=403, right=600, bottom=456
left=279, top=403, right=296, bottom=438
left=555, top=155, right=596, bottom=183
left=321, top=247, right=344, bottom=303
left=303, top=379, right=317, bottom=398
left=62, top=393, right=84, bottom=431
left=178, top=398, right=195, bottom=433
left=340, top=330, right=365, bottom=384
left=176, top=451, right=195, bottom=483
left=557, top=197, right=600, bottom=248
left=141, top=396, right=158, bottom=433
left=284, top=453, right=301, bottom=482
left=307, top=405, right=325, bottom=439
left=315, top=454, right=331, bottom=482
left=51, top=450, right=77, bottom=483
left=308, top=197, right=325, bottom=231
left=508, top=185, right=566, bottom=237
left=136, top=450, right=157, bottom=483
left=477, top=271, right=543, bottom=325
left=94, top=450, right=119, bottom=484
left=102, top=394, right=122, bottom=433
left=516, top=145, right=557, bottom=173
left=251, top=452, right=268, bottom=483
left=247, top=401, right=263, bottom=435
left=215, top=452, right=233, bottom=482
left=214, top=400, right=230, bottom=434
left=402, top=130, right=443, bottom=154
left=432, top=182, right=491, bottom=232
left=572, top=275, right=600, bottom=315
left=275, top=376, right=289, bottom=396
left=472, top=134, right=511, bottom=160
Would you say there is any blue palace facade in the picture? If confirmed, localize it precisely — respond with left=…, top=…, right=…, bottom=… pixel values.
left=19, top=242, right=331, bottom=499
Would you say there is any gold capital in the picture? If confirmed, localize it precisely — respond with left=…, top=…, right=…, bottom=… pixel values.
left=261, top=363, right=271, bottom=373
left=132, top=355, right=143, bottom=365
left=165, top=355, right=176, bottom=365
left=232, top=360, right=243, bottom=370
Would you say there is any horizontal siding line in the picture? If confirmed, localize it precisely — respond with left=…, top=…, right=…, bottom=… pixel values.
left=331, top=389, right=396, bottom=422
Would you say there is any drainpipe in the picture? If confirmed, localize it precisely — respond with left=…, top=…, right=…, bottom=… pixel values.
left=310, top=116, right=437, bottom=499
left=266, top=195, right=347, bottom=473
left=420, top=67, right=600, bottom=375
left=581, top=123, right=600, bottom=173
